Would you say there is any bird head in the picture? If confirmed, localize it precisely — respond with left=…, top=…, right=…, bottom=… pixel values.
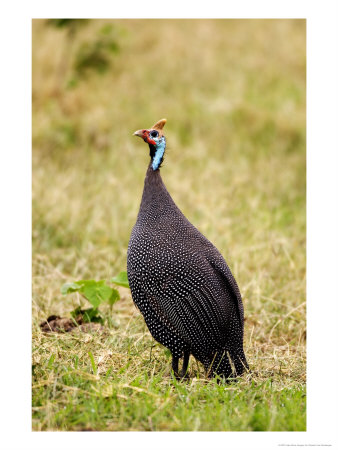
left=133, top=118, right=167, bottom=171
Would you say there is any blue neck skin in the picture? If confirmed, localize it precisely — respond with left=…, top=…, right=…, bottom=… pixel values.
left=151, top=137, right=166, bottom=171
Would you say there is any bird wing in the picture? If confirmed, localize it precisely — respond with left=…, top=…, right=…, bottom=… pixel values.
left=206, top=254, right=245, bottom=330
left=144, top=250, right=242, bottom=349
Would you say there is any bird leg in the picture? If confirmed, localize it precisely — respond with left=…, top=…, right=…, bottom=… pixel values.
left=179, top=351, right=190, bottom=379
left=172, top=355, right=180, bottom=379
left=172, top=352, right=190, bottom=379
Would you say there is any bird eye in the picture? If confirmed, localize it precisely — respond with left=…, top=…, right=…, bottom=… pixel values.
left=150, top=130, right=158, bottom=138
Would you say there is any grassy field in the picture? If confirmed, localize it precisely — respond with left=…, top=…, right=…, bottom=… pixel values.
left=32, top=19, right=306, bottom=431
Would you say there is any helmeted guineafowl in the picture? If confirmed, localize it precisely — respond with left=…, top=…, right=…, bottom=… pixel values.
left=127, top=118, right=248, bottom=379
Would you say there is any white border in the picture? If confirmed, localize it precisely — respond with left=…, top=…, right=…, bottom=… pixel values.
left=1, top=1, right=337, bottom=449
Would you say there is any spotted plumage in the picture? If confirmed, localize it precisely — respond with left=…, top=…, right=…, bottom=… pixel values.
left=127, top=119, right=248, bottom=378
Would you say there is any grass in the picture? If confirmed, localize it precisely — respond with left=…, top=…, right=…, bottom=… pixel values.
left=32, top=330, right=305, bottom=431
left=32, top=19, right=306, bottom=431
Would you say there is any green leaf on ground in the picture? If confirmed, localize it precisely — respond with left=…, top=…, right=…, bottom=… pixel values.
left=61, top=281, right=84, bottom=295
left=61, top=280, right=114, bottom=308
left=79, top=280, right=113, bottom=308
left=70, top=306, right=104, bottom=324
left=111, top=271, right=129, bottom=288
left=108, top=288, right=120, bottom=306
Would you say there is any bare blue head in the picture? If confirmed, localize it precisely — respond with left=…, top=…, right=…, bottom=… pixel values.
left=133, top=119, right=167, bottom=171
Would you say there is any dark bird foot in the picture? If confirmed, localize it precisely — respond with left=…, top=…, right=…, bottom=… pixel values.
left=171, top=351, right=190, bottom=380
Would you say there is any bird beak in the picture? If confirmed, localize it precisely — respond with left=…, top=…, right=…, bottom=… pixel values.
left=133, top=129, right=144, bottom=138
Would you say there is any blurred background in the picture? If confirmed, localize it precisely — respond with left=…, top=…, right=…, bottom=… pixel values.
left=32, top=19, right=306, bottom=428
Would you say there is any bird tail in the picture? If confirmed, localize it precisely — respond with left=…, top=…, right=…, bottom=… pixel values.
left=205, top=350, right=233, bottom=379
left=229, top=347, right=249, bottom=376
left=206, top=348, right=249, bottom=379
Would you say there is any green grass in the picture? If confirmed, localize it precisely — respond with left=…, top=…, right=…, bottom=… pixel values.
left=32, top=19, right=306, bottom=431
left=32, top=323, right=305, bottom=431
